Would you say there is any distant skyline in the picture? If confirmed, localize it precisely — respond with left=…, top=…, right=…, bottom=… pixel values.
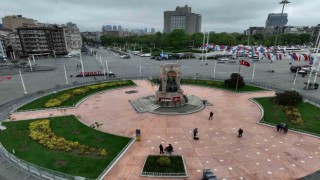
left=1, top=0, right=320, bottom=33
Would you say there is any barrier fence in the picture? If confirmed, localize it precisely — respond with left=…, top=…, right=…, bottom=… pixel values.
left=0, top=75, right=319, bottom=180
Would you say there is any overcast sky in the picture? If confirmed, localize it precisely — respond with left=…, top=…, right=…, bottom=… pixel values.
left=1, top=0, right=319, bottom=33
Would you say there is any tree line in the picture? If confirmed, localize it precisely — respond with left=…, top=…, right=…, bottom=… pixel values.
left=84, top=29, right=312, bottom=49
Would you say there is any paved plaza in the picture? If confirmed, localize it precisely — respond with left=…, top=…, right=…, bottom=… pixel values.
left=9, top=80, right=320, bottom=180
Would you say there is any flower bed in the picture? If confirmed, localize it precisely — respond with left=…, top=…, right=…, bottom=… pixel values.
left=18, top=80, right=135, bottom=110
left=141, top=155, right=187, bottom=177
left=44, top=81, right=132, bottom=108
left=29, top=119, right=107, bottom=156
left=283, top=106, right=303, bottom=125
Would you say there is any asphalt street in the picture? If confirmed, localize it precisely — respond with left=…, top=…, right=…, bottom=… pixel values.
left=0, top=49, right=319, bottom=106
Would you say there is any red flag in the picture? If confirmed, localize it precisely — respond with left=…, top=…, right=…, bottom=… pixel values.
left=302, top=54, right=309, bottom=61
left=240, top=60, right=250, bottom=67
left=267, top=53, right=271, bottom=60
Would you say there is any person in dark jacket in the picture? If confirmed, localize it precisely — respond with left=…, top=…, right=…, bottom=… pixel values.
left=159, top=144, right=164, bottom=154
left=238, top=128, right=243, bottom=137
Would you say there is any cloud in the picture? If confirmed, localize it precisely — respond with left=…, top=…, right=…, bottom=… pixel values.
left=0, top=0, right=319, bottom=33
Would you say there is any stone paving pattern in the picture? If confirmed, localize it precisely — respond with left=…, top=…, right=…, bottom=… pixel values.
left=9, top=80, right=320, bottom=180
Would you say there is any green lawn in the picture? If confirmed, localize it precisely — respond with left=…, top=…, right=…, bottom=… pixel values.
left=255, top=97, right=320, bottom=135
left=151, top=79, right=264, bottom=92
left=142, top=155, right=185, bottom=174
left=0, top=115, right=132, bottom=178
left=18, top=80, right=134, bottom=111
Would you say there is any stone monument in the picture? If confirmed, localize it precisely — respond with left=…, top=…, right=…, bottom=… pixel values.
left=156, top=63, right=186, bottom=107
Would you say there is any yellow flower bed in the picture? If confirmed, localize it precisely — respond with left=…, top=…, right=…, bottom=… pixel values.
left=44, top=98, right=62, bottom=108
left=44, top=81, right=131, bottom=108
left=29, top=120, right=107, bottom=156
left=284, top=106, right=304, bottom=126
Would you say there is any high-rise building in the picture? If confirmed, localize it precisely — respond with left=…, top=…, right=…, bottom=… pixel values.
left=265, top=13, right=288, bottom=28
left=113, top=25, right=117, bottom=31
left=118, top=25, right=122, bottom=31
left=164, top=5, right=201, bottom=34
left=151, top=28, right=155, bottom=34
left=264, top=13, right=288, bottom=37
left=2, top=15, right=37, bottom=32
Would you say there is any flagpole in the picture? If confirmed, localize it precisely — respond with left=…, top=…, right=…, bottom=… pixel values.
left=102, top=60, right=106, bottom=79
left=292, top=69, right=299, bottom=90
left=251, top=62, right=256, bottom=82
left=236, top=58, right=241, bottom=92
left=32, top=55, right=36, bottom=65
left=205, top=32, right=209, bottom=63
left=99, top=55, right=102, bottom=67
left=80, top=53, right=84, bottom=77
left=106, top=60, right=109, bottom=77
left=53, top=50, right=56, bottom=59
left=28, top=58, right=33, bottom=71
left=139, top=60, right=142, bottom=77
left=306, top=57, right=316, bottom=90
left=63, top=64, right=69, bottom=85
left=201, top=31, right=205, bottom=62
left=19, top=70, right=27, bottom=94
left=213, top=60, right=217, bottom=78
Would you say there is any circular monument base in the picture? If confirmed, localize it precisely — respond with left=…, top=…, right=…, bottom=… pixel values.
left=129, top=94, right=208, bottom=115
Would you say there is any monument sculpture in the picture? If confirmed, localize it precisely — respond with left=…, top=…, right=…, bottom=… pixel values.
left=156, top=63, right=186, bottom=107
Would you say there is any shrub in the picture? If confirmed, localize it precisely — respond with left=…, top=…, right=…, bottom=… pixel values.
left=157, top=156, right=171, bottom=167
left=224, top=73, right=245, bottom=89
left=275, top=91, right=303, bottom=106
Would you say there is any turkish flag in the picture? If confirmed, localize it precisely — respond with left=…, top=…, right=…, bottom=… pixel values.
left=240, top=60, right=250, bottom=67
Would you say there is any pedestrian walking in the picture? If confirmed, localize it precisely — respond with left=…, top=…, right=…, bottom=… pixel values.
left=208, top=111, right=214, bottom=120
left=238, top=128, right=243, bottom=137
left=159, top=144, right=164, bottom=154
left=193, top=128, right=199, bottom=140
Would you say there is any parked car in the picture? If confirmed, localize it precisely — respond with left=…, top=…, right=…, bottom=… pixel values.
left=140, top=53, right=151, bottom=57
left=63, top=55, right=72, bottom=58
left=290, top=65, right=311, bottom=73
left=120, top=54, right=130, bottom=59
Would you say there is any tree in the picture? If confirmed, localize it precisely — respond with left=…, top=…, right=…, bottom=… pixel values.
left=224, top=73, right=245, bottom=89
left=166, top=29, right=190, bottom=49
left=275, top=91, right=303, bottom=106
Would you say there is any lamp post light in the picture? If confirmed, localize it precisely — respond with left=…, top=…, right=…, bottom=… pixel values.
left=273, top=0, right=290, bottom=54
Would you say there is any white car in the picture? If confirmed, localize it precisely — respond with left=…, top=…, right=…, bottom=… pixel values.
left=63, top=55, right=72, bottom=58
left=140, top=53, right=151, bottom=57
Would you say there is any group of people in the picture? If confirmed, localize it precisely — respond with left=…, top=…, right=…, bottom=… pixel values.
left=277, top=122, right=288, bottom=134
left=159, top=144, right=173, bottom=155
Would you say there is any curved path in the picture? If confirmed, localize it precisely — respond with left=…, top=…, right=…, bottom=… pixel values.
left=10, top=80, right=320, bottom=180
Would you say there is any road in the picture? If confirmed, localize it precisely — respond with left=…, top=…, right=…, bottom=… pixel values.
left=0, top=48, right=319, bottom=106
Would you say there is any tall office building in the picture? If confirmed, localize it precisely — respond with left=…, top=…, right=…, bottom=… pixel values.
left=118, top=25, right=122, bottom=31
left=164, top=5, right=201, bottom=34
left=265, top=13, right=288, bottom=27
left=151, top=28, right=155, bottom=34
left=112, top=25, right=117, bottom=31
left=264, top=13, right=288, bottom=37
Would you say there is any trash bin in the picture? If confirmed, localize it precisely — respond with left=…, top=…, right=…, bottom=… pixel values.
left=136, top=129, right=141, bottom=141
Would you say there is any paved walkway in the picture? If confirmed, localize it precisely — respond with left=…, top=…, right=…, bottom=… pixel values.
left=10, top=80, right=320, bottom=180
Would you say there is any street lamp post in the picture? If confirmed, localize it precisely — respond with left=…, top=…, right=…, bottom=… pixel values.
left=273, top=0, right=290, bottom=54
